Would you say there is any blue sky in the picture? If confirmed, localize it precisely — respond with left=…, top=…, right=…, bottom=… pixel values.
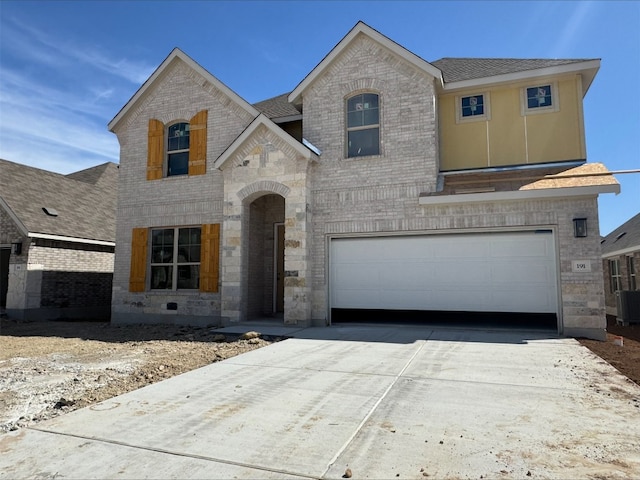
left=0, top=1, right=638, bottom=235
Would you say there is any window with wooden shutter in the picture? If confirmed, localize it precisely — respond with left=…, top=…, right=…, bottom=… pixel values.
left=200, top=223, right=219, bottom=292
left=147, top=119, right=164, bottom=180
left=129, top=228, right=148, bottom=292
left=189, top=110, right=208, bottom=176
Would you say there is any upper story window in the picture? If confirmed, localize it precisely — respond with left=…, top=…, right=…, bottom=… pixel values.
left=146, top=110, right=208, bottom=181
left=521, top=83, right=559, bottom=115
left=455, top=93, right=490, bottom=123
left=167, top=122, right=190, bottom=176
left=346, top=93, right=380, bottom=158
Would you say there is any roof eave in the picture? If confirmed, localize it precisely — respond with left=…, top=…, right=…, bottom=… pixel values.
left=0, top=197, right=28, bottom=237
left=440, top=59, right=600, bottom=95
left=288, top=21, right=442, bottom=105
left=419, top=183, right=619, bottom=206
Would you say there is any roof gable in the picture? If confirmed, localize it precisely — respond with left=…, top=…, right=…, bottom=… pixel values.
left=214, top=114, right=318, bottom=170
left=288, top=21, right=442, bottom=105
left=108, top=48, right=259, bottom=132
left=0, top=159, right=118, bottom=243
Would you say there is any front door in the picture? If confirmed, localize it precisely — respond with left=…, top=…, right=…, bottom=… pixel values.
left=275, top=223, right=285, bottom=313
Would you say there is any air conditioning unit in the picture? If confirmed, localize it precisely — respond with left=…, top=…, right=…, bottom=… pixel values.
left=616, top=290, right=640, bottom=325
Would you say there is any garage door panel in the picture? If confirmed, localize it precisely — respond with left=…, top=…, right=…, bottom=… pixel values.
left=330, top=232, right=558, bottom=315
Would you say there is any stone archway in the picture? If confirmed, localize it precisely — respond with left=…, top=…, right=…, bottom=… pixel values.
left=245, top=193, right=285, bottom=319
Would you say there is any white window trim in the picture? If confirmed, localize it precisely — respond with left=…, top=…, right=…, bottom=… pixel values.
left=520, top=82, right=559, bottom=116
left=455, top=92, right=491, bottom=124
left=627, top=255, right=637, bottom=290
left=609, top=258, right=622, bottom=293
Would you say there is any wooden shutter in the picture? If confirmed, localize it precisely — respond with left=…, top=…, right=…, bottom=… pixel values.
left=147, top=119, right=164, bottom=180
left=189, top=110, right=208, bottom=176
left=129, top=228, right=148, bottom=292
left=200, top=223, right=219, bottom=292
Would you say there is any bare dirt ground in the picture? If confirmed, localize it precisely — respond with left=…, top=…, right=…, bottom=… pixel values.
left=0, top=319, right=276, bottom=433
left=1, top=316, right=639, bottom=435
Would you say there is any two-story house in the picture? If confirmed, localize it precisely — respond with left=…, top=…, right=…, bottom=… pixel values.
left=108, top=22, right=618, bottom=340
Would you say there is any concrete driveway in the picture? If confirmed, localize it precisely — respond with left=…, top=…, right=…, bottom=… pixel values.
left=1, top=324, right=639, bottom=479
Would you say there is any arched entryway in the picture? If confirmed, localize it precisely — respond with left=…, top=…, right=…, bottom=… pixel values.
left=246, top=194, right=285, bottom=319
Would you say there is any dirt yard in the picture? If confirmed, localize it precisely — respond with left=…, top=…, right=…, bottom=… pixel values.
left=1, top=316, right=639, bottom=435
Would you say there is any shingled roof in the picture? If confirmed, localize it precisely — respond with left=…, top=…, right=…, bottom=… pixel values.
left=601, top=212, right=640, bottom=257
left=431, top=58, right=597, bottom=83
left=253, top=93, right=301, bottom=119
left=0, top=159, right=118, bottom=243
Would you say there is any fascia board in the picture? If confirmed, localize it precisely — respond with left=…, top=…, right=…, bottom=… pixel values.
left=419, top=183, right=620, bottom=206
left=602, top=246, right=640, bottom=259
left=214, top=114, right=318, bottom=170
left=0, top=197, right=28, bottom=237
left=108, top=48, right=259, bottom=132
left=441, top=59, right=600, bottom=95
left=28, top=232, right=115, bottom=246
left=288, top=22, right=442, bottom=104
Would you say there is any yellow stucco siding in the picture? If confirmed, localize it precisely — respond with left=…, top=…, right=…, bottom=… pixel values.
left=439, top=95, right=488, bottom=170
left=440, top=75, right=585, bottom=171
left=488, top=88, right=526, bottom=167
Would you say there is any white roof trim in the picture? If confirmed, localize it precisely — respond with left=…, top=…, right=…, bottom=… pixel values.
left=0, top=197, right=28, bottom=237
left=419, top=183, right=620, bottom=206
left=602, top=245, right=640, bottom=258
left=108, top=48, right=259, bottom=132
left=288, top=21, right=442, bottom=105
left=442, top=59, right=600, bottom=95
left=28, top=232, right=115, bottom=246
left=213, top=114, right=319, bottom=170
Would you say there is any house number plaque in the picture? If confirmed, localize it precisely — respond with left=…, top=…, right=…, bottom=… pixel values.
left=571, top=260, right=592, bottom=272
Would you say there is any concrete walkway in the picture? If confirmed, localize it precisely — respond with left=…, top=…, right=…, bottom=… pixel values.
left=1, top=324, right=639, bottom=479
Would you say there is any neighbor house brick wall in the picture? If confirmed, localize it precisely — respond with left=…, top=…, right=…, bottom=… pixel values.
left=111, top=60, right=255, bottom=325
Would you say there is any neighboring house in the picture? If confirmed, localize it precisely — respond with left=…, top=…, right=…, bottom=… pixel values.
left=107, top=22, right=619, bottom=340
left=0, top=160, right=118, bottom=320
left=601, top=213, right=640, bottom=319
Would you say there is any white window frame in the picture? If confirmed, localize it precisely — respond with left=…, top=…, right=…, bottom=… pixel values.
left=520, top=82, right=559, bottom=116
left=455, top=92, right=491, bottom=124
left=150, top=226, right=201, bottom=291
left=627, top=255, right=637, bottom=291
left=609, top=258, right=622, bottom=293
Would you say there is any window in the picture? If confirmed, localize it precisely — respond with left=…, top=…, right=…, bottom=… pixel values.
left=609, top=259, right=622, bottom=293
left=346, top=93, right=380, bottom=157
left=456, top=93, right=490, bottom=123
left=146, top=110, right=207, bottom=181
left=628, top=256, right=637, bottom=291
left=150, top=227, right=201, bottom=290
left=521, top=83, right=559, bottom=115
left=167, top=122, right=190, bottom=176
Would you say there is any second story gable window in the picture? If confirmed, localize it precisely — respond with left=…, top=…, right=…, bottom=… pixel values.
left=167, top=122, right=190, bottom=176
left=346, top=93, right=380, bottom=158
left=146, top=110, right=208, bottom=181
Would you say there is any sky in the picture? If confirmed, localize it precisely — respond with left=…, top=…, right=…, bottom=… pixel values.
left=0, top=0, right=638, bottom=236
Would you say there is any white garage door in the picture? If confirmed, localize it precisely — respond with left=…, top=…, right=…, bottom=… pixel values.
left=330, top=231, right=558, bottom=314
